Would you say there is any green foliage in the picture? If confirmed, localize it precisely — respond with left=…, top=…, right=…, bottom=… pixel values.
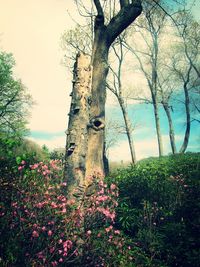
left=0, top=50, right=33, bottom=187
left=108, top=153, right=200, bottom=267
left=0, top=163, right=138, bottom=266
left=0, top=51, right=32, bottom=135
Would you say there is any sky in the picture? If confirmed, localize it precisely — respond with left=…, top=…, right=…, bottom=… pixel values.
left=0, top=0, right=199, bottom=162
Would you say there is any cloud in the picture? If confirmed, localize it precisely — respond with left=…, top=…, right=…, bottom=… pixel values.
left=28, top=135, right=66, bottom=150
left=108, top=134, right=185, bottom=162
left=109, top=138, right=159, bottom=162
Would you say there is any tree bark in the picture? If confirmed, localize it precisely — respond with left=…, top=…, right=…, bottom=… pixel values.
left=65, top=1, right=142, bottom=192
left=64, top=53, right=92, bottom=200
left=85, top=0, right=142, bottom=177
left=179, top=83, right=190, bottom=153
left=162, top=102, right=177, bottom=154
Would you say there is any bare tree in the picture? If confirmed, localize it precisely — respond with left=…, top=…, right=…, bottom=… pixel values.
left=107, top=34, right=137, bottom=164
left=123, top=5, right=166, bottom=156
left=169, top=11, right=200, bottom=153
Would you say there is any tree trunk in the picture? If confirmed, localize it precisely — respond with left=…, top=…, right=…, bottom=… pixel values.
left=162, top=102, right=177, bottom=154
left=179, top=84, right=190, bottom=153
left=65, top=1, right=142, bottom=185
left=118, top=96, right=136, bottom=164
left=153, top=98, right=164, bottom=157
left=85, top=39, right=109, bottom=178
left=64, top=53, right=92, bottom=201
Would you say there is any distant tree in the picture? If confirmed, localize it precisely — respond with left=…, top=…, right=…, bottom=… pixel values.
left=123, top=6, right=166, bottom=156
left=0, top=51, right=32, bottom=137
left=171, top=11, right=200, bottom=152
left=0, top=51, right=32, bottom=159
left=107, top=34, right=137, bottom=164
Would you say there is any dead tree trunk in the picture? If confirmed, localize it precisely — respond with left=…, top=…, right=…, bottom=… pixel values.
left=65, top=1, right=142, bottom=192
left=65, top=53, right=92, bottom=200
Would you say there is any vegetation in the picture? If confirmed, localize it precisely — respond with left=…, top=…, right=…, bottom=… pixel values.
left=1, top=152, right=199, bottom=266
left=107, top=153, right=200, bottom=267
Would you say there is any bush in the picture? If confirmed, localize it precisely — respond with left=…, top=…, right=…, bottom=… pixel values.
left=0, top=161, right=140, bottom=266
left=108, top=153, right=200, bottom=267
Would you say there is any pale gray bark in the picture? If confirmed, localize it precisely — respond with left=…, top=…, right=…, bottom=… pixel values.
left=65, top=53, right=92, bottom=200
left=162, top=101, right=177, bottom=154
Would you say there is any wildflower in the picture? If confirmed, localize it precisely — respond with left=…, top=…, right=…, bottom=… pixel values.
left=32, top=230, right=39, bottom=238
left=18, top=166, right=24, bottom=171
left=110, top=183, right=116, bottom=190
left=87, top=230, right=92, bottom=235
left=48, top=230, right=53, bottom=236
left=105, top=225, right=113, bottom=233
left=49, top=247, right=55, bottom=253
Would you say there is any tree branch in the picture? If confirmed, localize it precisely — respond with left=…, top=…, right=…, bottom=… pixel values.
left=120, top=0, right=129, bottom=8
left=106, top=0, right=142, bottom=46
left=93, top=0, right=104, bottom=17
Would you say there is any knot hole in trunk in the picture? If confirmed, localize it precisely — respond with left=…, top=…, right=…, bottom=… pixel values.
left=90, top=117, right=105, bottom=131
left=67, top=143, right=76, bottom=156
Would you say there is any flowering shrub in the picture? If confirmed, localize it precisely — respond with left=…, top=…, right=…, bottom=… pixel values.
left=110, top=153, right=200, bottom=267
left=0, top=161, right=137, bottom=266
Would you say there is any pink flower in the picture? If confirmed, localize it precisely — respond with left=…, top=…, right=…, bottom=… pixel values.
left=42, top=164, right=48, bottom=170
left=21, top=160, right=26, bottom=165
left=110, top=183, right=116, bottom=190
left=62, top=182, right=67, bottom=186
left=18, top=166, right=24, bottom=171
left=114, top=230, right=120, bottom=235
left=36, top=202, right=43, bottom=208
left=58, top=239, right=63, bottom=244
left=63, top=240, right=72, bottom=249
left=51, top=261, right=58, bottom=266
left=32, top=230, right=39, bottom=238
left=50, top=247, right=55, bottom=253
left=59, top=258, right=63, bottom=263
left=105, top=225, right=113, bottom=233
left=42, top=226, right=46, bottom=231
left=30, top=163, right=39, bottom=170
left=48, top=230, right=53, bottom=236
left=87, top=230, right=92, bottom=235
